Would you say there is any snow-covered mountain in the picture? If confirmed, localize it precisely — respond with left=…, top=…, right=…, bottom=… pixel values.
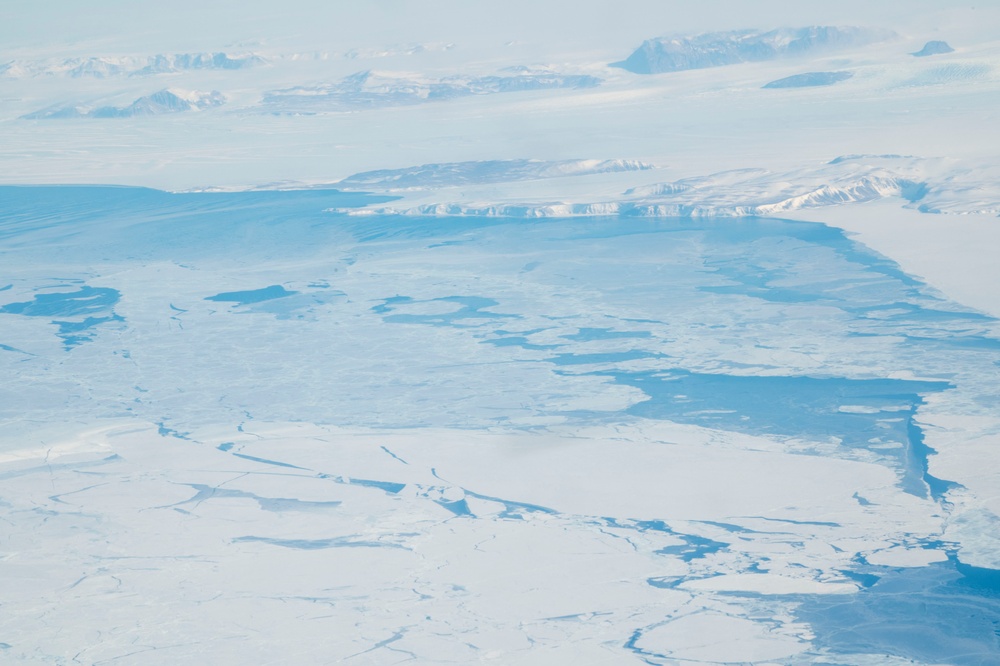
left=22, top=89, right=226, bottom=119
left=259, top=68, right=601, bottom=113
left=913, top=40, right=955, bottom=57
left=0, top=52, right=266, bottom=78
left=613, top=26, right=894, bottom=74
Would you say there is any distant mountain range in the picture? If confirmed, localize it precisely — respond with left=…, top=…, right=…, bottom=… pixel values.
left=260, top=68, right=601, bottom=113
left=0, top=52, right=265, bottom=78
left=613, top=26, right=894, bottom=74
left=22, top=89, right=226, bottom=119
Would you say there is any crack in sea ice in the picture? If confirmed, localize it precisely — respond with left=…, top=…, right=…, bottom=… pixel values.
left=233, top=535, right=411, bottom=550
left=169, top=483, right=342, bottom=513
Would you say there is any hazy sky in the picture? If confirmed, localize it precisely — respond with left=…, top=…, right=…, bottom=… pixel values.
left=1, top=1, right=987, bottom=56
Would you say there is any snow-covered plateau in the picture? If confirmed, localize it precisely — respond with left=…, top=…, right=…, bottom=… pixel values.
left=2, top=2, right=1000, bottom=663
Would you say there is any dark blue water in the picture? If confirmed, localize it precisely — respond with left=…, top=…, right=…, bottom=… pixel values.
left=561, top=327, right=653, bottom=341
left=604, top=518, right=728, bottom=562
left=0, top=286, right=123, bottom=348
left=590, top=370, right=952, bottom=497
left=372, top=295, right=518, bottom=326
left=206, top=285, right=298, bottom=305
left=0, top=286, right=119, bottom=317
left=792, top=559, right=1000, bottom=664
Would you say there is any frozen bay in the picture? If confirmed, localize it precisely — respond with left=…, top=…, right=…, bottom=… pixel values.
left=2, top=185, right=999, bottom=663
